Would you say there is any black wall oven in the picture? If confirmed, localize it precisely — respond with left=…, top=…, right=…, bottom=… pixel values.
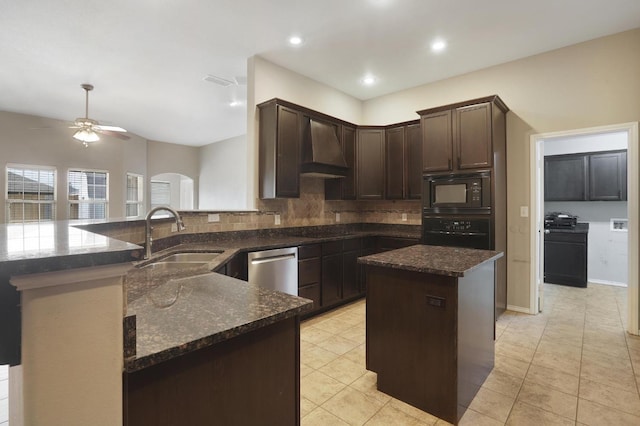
left=423, top=171, right=491, bottom=215
left=422, top=217, right=492, bottom=250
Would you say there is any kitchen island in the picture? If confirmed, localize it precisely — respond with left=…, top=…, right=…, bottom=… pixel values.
left=359, top=244, right=503, bottom=425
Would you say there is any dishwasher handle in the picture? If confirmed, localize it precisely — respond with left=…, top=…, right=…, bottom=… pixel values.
left=249, top=253, right=297, bottom=265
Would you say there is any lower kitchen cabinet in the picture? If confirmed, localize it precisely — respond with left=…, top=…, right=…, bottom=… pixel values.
left=321, top=241, right=344, bottom=306
left=215, top=252, right=248, bottom=281
left=544, top=225, right=588, bottom=287
left=298, top=244, right=322, bottom=310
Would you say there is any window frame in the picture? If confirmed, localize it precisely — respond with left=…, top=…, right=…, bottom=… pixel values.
left=67, top=168, right=110, bottom=220
left=125, top=173, right=144, bottom=219
left=5, top=163, right=57, bottom=223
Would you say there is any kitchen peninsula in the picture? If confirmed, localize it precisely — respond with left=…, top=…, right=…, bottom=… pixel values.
left=359, top=244, right=503, bottom=425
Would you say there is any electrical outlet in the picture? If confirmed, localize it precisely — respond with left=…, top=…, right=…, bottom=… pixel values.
left=274, top=214, right=281, bottom=225
left=171, top=223, right=178, bottom=232
left=402, top=213, right=407, bottom=222
left=336, top=212, right=341, bottom=222
left=520, top=206, right=529, bottom=218
left=208, top=213, right=220, bottom=223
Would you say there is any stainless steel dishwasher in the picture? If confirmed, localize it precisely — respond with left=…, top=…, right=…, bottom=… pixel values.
left=247, top=247, right=298, bottom=296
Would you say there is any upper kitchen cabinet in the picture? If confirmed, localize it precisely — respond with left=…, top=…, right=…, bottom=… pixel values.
left=357, top=127, right=385, bottom=200
left=405, top=122, right=422, bottom=199
left=418, top=96, right=508, bottom=173
left=258, top=100, right=301, bottom=199
left=544, top=149, right=627, bottom=201
left=544, top=154, right=588, bottom=201
left=589, top=150, right=627, bottom=201
left=385, top=125, right=406, bottom=199
left=325, top=125, right=357, bottom=200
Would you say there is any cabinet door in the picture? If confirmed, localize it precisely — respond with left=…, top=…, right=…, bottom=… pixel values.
left=275, top=105, right=301, bottom=197
left=357, top=128, right=385, bottom=199
left=421, top=110, right=452, bottom=173
left=342, top=250, right=360, bottom=298
left=326, top=125, right=357, bottom=200
left=455, top=102, right=492, bottom=170
left=385, top=126, right=406, bottom=199
left=544, top=236, right=587, bottom=287
left=589, top=151, right=627, bottom=201
left=322, top=252, right=343, bottom=305
left=544, top=155, right=588, bottom=201
left=406, top=123, right=422, bottom=199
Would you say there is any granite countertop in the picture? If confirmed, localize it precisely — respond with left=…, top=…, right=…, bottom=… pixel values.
left=0, top=221, right=141, bottom=275
left=125, top=273, right=312, bottom=372
left=358, top=244, right=503, bottom=277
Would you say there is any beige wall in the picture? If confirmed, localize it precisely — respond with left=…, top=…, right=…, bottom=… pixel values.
left=147, top=140, right=200, bottom=209
left=199, top=134, right=248, bottom=210
left=0, top=111, right=147, bottom=221
left=362, top=28, right=640, bottom=310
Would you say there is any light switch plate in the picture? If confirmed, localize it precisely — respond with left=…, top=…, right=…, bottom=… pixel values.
left=402, top=213, right=408, bottom=222
left=208, top=213, right=220, bottom=223
left=171, top=223, right=178, bottom=232
left=336, top=212, right=341, bottom=222
left=520, top=206, right=529, bottom=218
left=274, top=214, right=281, bottom=225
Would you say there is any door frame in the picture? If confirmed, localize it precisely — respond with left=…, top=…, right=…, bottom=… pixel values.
left=529, top=122, right=639, bottom=335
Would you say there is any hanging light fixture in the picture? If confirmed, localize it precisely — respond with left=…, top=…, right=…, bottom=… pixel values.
left=73, top=126, right=100, bottom=146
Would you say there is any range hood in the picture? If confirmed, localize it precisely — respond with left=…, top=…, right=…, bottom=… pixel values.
left=300, top=119, right=348, bottom=178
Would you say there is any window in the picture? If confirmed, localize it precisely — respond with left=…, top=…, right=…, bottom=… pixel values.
left=150, top=180, right=171, bottom=209
left=6, top=165, right=56, bottom=223
left=68, top=169, right=108, bottom=219
left=126, top=173, right=144, bottom=218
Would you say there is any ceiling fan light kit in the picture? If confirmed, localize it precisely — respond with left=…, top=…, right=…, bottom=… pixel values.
left=71, top=83, right=128, bottom=146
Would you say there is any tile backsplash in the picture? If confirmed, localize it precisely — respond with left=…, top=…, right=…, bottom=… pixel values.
left=84, top=177, right=421, bottom=245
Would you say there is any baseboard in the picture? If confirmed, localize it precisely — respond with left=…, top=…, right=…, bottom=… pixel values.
left=588, top=279, right=628, bottom=288
left=506, top=304, right=533, bottom=314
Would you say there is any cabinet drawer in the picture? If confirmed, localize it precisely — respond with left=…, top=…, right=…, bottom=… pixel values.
left=544, top=232, right=587, bottom=244
left=322, top=241, right=343, bottom=255
left=343, top=238, right=362, bottom=252
left=298, top=244, right=321, bottom=259
left=299, top=284, right=321, bottom=310
left=377, top=237, right=418, bottom=251
left=299, top=258, right=321, bottom=286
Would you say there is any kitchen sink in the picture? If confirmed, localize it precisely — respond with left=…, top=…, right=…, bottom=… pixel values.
left=160, top=252, right=222, bottom=263
left=139, top=261, right=209, bottom=273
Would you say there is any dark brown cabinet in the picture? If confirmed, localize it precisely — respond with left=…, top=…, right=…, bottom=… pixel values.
left=544, top=150, right=627, bottom=201
left=258, top=101, right=301, bottom=199
left=544, top=154, right=589, bottom=201
left=406, top=123, right=422, bottom=199
left=385, top=126, right=406, bottom=199
left=325, top=125, right=357, bottom=200
left=321, top=241, right=343, bottom=306
left=342, top=238, right=362, bottom=299
left=357, top=127, right=385, bottom=199
left=215, top=252, right=248, bottom=281
left=544, top=226, right=588, bottom=287
left=589, top=150, right=627, bottom=201
left=298, top=244, right=322, bottom=310
left=419, top=97, right=506, bottom=173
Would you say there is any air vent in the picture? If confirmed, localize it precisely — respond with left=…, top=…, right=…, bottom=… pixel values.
left=203, top=74, right=247, bottom=86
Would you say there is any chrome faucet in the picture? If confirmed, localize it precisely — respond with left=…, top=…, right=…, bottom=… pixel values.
left=144, top=206, right=186, bottom=259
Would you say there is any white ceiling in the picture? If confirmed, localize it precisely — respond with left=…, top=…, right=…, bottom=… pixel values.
left=1, top=0, right=639, bottom=146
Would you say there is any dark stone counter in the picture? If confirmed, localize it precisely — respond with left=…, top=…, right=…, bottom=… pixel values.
left=125, top=273, right=312, bottom=372
left=358, top=244, right=503, bottom=277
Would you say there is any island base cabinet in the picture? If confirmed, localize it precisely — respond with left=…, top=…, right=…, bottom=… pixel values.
left=365, top=263, right=495, bottom=425
left=124, top=317, right=301, bottom=426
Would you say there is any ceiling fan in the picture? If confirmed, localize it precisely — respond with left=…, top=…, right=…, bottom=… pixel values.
left=71, top=83, right=129, bottom=146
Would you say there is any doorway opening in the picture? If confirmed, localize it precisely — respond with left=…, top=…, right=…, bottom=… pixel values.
left=529, top=122, right=639, bottom=335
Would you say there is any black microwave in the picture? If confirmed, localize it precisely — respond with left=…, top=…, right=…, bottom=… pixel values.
left=423, top=172, right=491, bottom=215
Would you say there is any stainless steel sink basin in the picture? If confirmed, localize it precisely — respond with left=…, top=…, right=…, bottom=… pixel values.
left=161, top=252, right=221, bottom=263
left=140, top=261, right=209, bottom=273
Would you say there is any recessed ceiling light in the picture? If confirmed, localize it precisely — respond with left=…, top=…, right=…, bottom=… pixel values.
left=288, top=35, right=303, bottom=46
left=361, top=75, right=377, bottom=86
left=431, top=39, right=447, bottom=52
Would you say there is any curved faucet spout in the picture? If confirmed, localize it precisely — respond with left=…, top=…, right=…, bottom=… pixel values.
left=144, top=206, right=186, bottom=259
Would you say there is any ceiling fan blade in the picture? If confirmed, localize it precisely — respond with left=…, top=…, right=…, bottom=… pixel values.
left=97, top=129, right=130, bottom=140
left=94, top=124, right=127, bottom=132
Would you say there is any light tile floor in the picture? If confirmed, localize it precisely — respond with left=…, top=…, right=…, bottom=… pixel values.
left=300, top=283, right=640, bottom=425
